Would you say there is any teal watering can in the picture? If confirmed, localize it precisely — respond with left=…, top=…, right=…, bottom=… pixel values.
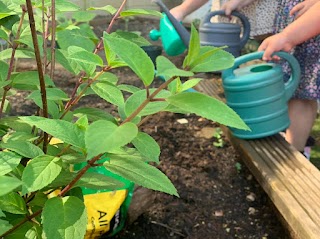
left=150, top=0, right=190, bottom=56
left=222, top=51, right=301, bottom=139
left=199, top=10, right=250, bottom=57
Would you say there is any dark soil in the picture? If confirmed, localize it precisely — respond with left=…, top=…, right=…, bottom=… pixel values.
left=13, top=16, right=288, bottom=239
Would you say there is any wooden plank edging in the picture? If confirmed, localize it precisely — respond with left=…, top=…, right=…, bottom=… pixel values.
left=195, top=78, right=320, bottom=239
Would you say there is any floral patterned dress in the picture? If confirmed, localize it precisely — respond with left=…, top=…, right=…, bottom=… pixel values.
left=217, top=0, right=277, bottom=37
left=274, top=0, right=320, bottom=99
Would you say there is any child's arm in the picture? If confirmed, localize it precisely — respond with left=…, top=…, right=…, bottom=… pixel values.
left=258, top=2, right=320, bottom=60
left=170, top=0, right=209, bottom=21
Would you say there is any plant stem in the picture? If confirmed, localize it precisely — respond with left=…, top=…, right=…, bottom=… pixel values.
left=0, top=209, right=42, bottom=238
left=42, top=0, right=48, bottom=74
left=0, top=6, right=26, bottom=117
left=50, top=0, right=56, bottom=80
left=58, top=154, right=102, bottom=196
left=26, top=0, right=49, bottom=153
left=107, top=0, right=127, bottom=34
left=93, top=0, right=127, bottom=54
left=61, top=66, right=111, bottom=119
left=122, top=76, right=177, bottom=124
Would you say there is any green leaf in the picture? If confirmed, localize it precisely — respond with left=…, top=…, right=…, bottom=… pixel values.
left=180, top=78, right=202, bottom=92
left=56, top=28, right=95, bottom=52
left=11, top=71, right=55, bottom=89
left=120, top=9, right=162, bottom=18
left=118, top=105, right=141, bottom=124
left=75, top=172, right=124, bottom=190
left=29, top=99, right=60, bottom=119
left=0, top=48, right=34, bottom=60
left=28, top=192, right=48, bottom=208
left=87, top=5, right=117, bottom=15
left=167, top=92, right=249, bottom=130
left=42, top=196, right=87, bottom=239
left=55, top=49, right=80, bottom=75
left=25, top=226, right=42, bottom=239
left=103, top=32, right=154, bottom=86
left=124, top=89, right=171, bottom=117
left=0, top=116, right=32, bottom=132
left=66, top=46, right=101, bottom=75
left=54, top=0, right=81, bottom=12
left=0, top=192, right=27, bottom=214
left=2, top=131, right=38, bottom=143
left=85, top=120, right=138, bottom=159
left=4, top=220, right=34, bottom=239
left=184, top=24, right=200, bottom=67
left=27, top=88, right=69, bottom=101
left=17, top=34, right=43, bottom=53
left=73, top=107, right=116, bottom=123
left=22, top=155, right=62, bottom=193
left=118, top=84, right=140, bottom=93
left=91, top=81, right=124, bottom=106
left=48, top=171, right=76, bottom=189
left=0, top=28, right=8, bottom=41
left=0, top=2, right=16, bottom=20
left=0, top=176, right=22, bottom=196
left=0, top=219, right=12, bottom=235
left=72, top=11, right=96, bottom=22
left=156, top=56, right=193, bottom=80
left=0, top=13, right=20, bottom=31
left=0, top=60, right=9, bottom=82
left=107, top=147, right=145, bottom=162
left=0, top=141, right=44, bottom=158
left=163, top=104, right=190, bottom=114
left=0, top=151, right=21, bottom=176
left=96, top=72, right=119, bottom=85
left=0, top=81, right=10, bottom=91
left=68, top=46, right=103, bottom=66
left=104, top=158, right=178, bottom=196
left=167, top=77, right=182, bottom=94
left=132, top=132, right=160, bottom=163
left=75, top=115, right=89, bottom=130
left=20, top=116, right=85, bottom=149
left=60, top=153, right=87, bottom=164
left=110, top=31, right=151, bottom=47
left=189, top=47, right=234, bottom=72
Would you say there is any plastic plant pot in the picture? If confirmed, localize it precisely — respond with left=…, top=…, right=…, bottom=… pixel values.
left=141, top=45, right=163, bottom=67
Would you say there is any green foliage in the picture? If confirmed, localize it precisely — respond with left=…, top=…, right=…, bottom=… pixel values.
left=213, top=127, right=224, bottom=148
left=0, top=0, right=247, bottom=238
left=42, top=196, right=87, bottom=239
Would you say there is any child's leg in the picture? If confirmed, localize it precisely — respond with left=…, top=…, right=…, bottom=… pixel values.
left=285, top=99, right=318, bottom=152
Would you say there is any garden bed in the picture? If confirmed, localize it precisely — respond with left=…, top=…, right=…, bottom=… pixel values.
left=11, top=16, right=288, bottom=239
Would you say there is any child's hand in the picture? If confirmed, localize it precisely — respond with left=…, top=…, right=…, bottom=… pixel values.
left=170, top=6, right=186, bottom=21
left=290, top=0, right=319, bottom=18
left=221, top=0, right=256, bottom=15
left=258, top=33, right=294, bottom=61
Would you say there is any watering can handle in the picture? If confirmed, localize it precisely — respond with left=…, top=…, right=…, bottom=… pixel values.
left=152, top=0, right=190, bottom=47
left=203, top=10, right=250, bottom=48
left=223, top=51, right=301, bottom=101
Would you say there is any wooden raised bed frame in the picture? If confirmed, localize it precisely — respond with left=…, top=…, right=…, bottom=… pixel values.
left=196, top=77, right=320, bottom=239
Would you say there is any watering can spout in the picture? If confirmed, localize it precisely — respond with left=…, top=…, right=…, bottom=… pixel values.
left=149, top=29, right=161, bottom=41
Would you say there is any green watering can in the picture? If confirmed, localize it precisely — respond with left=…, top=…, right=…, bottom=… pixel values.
left=222, top=51, right=301, bottom=139
left=149, top=0, right=190, bottom=56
